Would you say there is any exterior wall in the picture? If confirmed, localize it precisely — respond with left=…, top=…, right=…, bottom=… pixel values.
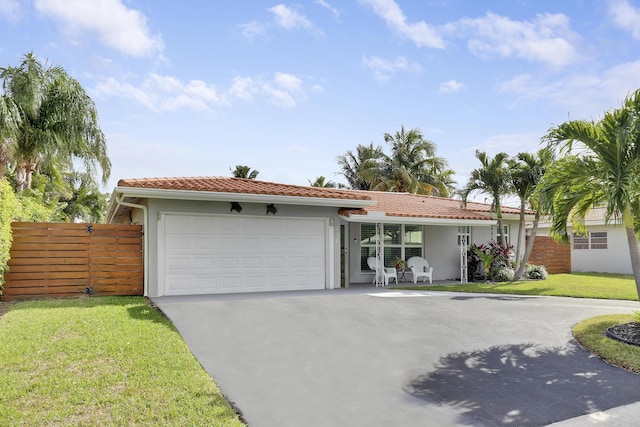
left=570, top=225, right=632, bottom=274
left=348, top=221, right=517, bottom=283
left=126, top=198, right=341, bottom=297
left=424, top=225, right=460, bottom=280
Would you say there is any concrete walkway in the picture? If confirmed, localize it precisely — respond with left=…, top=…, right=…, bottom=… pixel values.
left=153, top=288, right=640, bottom=427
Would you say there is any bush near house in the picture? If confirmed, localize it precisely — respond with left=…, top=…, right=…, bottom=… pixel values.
left=0, top=179, right=19, bottom=286
left=468, top=241, right=515, bottom=281
left=0, top=178, right=54, bottom=289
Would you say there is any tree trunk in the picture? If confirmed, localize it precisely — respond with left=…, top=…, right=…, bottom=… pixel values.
left=514, top=200, right=526, bottom=272
left=516, top=209, right=540, bottom=279
left=624, top=225, right=640, bottom=303
left=497, top=213, right=506, bottom=248
left=15, top=160, right=35, bottom=192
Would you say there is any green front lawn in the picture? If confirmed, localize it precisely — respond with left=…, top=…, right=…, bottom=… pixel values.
left=573, top=314, right=640, bottom=374
left=398, top=272, right=639, bottom=301
left=0, top=297, right=244, bottom=426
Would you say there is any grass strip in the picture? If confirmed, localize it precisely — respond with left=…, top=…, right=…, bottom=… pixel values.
left=573, top=314, right=640, bottom=374
left=0, top=296, right=244, bottom=426
left=397, top=273, right=639, bottom=301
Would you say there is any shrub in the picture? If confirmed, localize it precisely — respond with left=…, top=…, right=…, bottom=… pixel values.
left=0, top=179, right=20, bottom=287
left=0, top=179, right=54, bottom=289
left=525, top=264, right=548, bottom=280
left=493, top=267, right=515, bottom=282
left=467, top=241, right=515, bottom=281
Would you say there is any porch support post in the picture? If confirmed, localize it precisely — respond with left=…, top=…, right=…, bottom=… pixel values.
left=375, top=222, right=384, bottom=287
left=460, top=234, right=468, bottom=284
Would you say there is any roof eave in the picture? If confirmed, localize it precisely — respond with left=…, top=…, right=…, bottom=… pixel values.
left=113, top=186, right=376, bottom=208
left=340, top=213, right=493, bottom=226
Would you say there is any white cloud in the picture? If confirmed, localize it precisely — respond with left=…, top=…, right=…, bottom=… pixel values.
left=0, top=0, right=20, bottom=20
left=239, top=20, right=268, bottom=40
left=497, top=60, right=640, bottom=119
left=95, top=73, right=227, bottom=112
left=362, top=55, right=421, bottom=82
left=608, top=0, right=640, bottom=40
left=449, top=12, right=578, bottom=68
left=439, top=79, right=465, bottom=93
left=359, top=0, right=444, bottom=49
left=34, top=0, right=164, bottom=57
left=96, top=72, right=309, bottom=111
left=315, top=0, right=340, bottom=19
left=269, top=4, right=312, bottom=30
left=240, top=4, right=321, bottom=40
left=274, top=72, right=303, bottom=94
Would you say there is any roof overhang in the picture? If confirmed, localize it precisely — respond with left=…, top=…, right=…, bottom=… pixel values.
left=340, top=213, right=493, bottom=226
left=111, top=186, right=375, bottom=209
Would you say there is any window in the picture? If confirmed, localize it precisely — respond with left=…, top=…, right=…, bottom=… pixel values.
left=360, top=223, right=423, bottom=270
left=492, top=225, right=509, bottom=244
left=591, top=232, right=608, bottom=249
left=572, top=233, right=589, bottom=250
left=457, top=226, right=471, bottom=246
left=573, top=232, right=607, bottom=250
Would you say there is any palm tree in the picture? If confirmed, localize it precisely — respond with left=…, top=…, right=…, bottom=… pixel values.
left=540, top=89, right=640, bottom=298
left=308, top=175, right=343, bottom=188
left=364, top=126, right=450, bottom=195
left=509, top=148, right=554, bottom=278
left=0, top=52, right=110, bottom=191
left=230, top=165, right=259, bottom=179
left=461, top=150, right=511, bottom=247
left=336, top=143, right=384, bottom=190
left=56, top=172, right=108, bottom=223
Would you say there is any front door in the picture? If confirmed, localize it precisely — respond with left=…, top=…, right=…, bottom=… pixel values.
left=340, top=223, right=349, bottom=287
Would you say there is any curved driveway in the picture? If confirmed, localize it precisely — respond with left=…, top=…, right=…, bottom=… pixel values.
left=154, top=288, right=640, bottom=427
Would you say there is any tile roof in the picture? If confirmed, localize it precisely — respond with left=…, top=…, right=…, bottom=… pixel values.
left=340, top=192, right=494, bottom=221
left=117, top=176, right=371, bottom=201
left=116, top=176, right=518, bottom=221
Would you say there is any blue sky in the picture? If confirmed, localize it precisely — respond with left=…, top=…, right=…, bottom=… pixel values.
left=2, top=0, right=640, bottom=192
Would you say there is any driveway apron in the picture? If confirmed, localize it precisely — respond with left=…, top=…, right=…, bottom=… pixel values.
left=153, top=289, right=640, bottom=427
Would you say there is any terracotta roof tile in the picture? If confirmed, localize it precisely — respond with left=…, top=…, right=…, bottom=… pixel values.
left=117, top=176, right=513, bottom=221
left=117, top=176, right=371, bottom=201
left=340, top=191, right=493, bottom=221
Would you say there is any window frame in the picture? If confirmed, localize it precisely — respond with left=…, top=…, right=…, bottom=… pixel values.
left=573, top=231, right=607, bottom=250
left=360, top=223, right=423, bottom=271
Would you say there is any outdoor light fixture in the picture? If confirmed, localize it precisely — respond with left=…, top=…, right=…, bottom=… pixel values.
left=266, top=204, right=277, bottom=215
left=230, top=202, right=242, bottom=213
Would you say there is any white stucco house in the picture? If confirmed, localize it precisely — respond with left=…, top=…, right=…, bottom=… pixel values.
left=107, top=177, right=525, bottom=297
left=534, top=207, right=634, bottom=275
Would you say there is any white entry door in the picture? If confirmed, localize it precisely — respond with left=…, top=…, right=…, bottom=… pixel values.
left=160, top=213, right=327, bottom=295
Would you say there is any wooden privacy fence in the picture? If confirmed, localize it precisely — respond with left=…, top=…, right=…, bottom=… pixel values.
left=2, top=222, right=143, bottom=301
left=527, top=235, right=571, bottom=274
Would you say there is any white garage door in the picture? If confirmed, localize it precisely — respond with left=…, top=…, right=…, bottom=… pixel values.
left=160, top=213, right=327, bottom=295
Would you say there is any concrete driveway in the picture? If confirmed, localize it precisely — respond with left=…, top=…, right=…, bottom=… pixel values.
left=153, top=288, right=640, bottom=427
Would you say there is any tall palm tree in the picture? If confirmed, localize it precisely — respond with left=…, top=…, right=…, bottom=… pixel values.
left=509, top=148, right=554, bottom=278
left=0, top=52, right=110, bottom=191
left=364, top=126, right=450, bottom=195
left=308, top=175, right=343, bottom=188
left=461, top=150, right=511, bottom=247
left=540, top=89, right=640, bottom=298
left=336, top=143, right=384, bottom=190
left=230, top=165, right=259, bottom=179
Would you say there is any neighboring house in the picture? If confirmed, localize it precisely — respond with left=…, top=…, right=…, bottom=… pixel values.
left=107, top=177, right=525, bottom=297
left=534, top=207, right=632, bottom=274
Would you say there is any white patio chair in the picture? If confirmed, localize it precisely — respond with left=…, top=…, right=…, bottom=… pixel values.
left=366, top=256, right=398, bottom=287
left=407, top=256, right=433, bottom=284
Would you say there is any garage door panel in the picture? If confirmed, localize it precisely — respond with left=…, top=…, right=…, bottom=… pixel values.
left=163, top=214, right=327, bottom=295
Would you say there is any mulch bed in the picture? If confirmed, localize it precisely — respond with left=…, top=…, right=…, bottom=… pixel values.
left=607, top=322, right=640, bottom=347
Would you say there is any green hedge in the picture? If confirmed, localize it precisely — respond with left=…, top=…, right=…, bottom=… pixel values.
left=0, top=179, right=20, bottom=287
left=0, top=178, right=54, bottom=288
